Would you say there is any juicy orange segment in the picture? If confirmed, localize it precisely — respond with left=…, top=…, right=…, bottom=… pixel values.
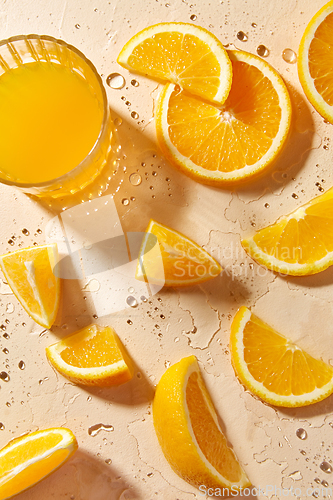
left=153, top=355, right=250, bottom=492
left=46, top=324, right=134, bottom=386
left=242, top=187, right=333, bottom=275
left=117, top=23, right=232, bottom=105
left=0, top=244, right=60, bottom=328
left=298, top=1, right=333, bottom=122
left=230, top=307, right=333, bottom=407
left=156, top=50, right=292, bottom=185
left=136, top=219, right=222, bottom=287
left=0, top=428, right=77, bottom=500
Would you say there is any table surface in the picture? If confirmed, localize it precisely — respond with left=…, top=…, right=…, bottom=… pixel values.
left=0, top=0, right=333, bottom=499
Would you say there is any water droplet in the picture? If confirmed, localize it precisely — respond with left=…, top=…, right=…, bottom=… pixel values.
left=288, top=470, right=302, bottom=480
left=251, top=22, right=257, bottom=27
left=105, top=458, right=112, bottom=464
left=88, top=423, right=114, bottom=436
left=296, top=428, right=307, bottom=440
left=122, top=198, right=129, bottom=206
left=322, top=480, right=329, bottom=487
left=257, top=44, right=269, bottom=57
left=8, top=239, right=14, bottom=246
left=264, top=203, right=270, bottom=208
left=174, top=337, right=180, bottom=343
left=5, top=303, right=14, bottom=314
left=106, top=73, right=125, bottom=90
left=0, top=423, right=4, bottom=430
left=312, top=492, right=319, bottom=498
left=147, top=472, right=153, bottom=477
left=300, top=449, right=306, bottom=455
left=127, top=319, right=133, bottom=325
left=113, top=117, right=122, bottom=128
left=0, top=372, right=9, bottom=382
left=315, top=478, right=321, bottom=484
left=129, top=173, right=142, bottom=186
left=237, top=31, right=248, bottom=41
left=126, top=296, right=138, bottom=308
left=160, top=314, right=165, bottom=319
left=125, top=101, right=131, bottom=106
left=320, top=461, right=333, bottom=473
left=292, top=193, right=298, bottom=199
left=22, top=228, right=29, bottom=236
left=6, top=402, right=10, bottom=407
left=75, top=23, right=81, bottom=29
left=2, top=348, right=8, bottom=354
left=190, top=14, right=197, bottom=20
left=18, top=361, right=25, bottom=370
left=282, top=48, right=297, bottom=64
left=131, top=79, right=139, bottom=87
left=140, top=296, right=148, bottom=302
left=131, top=111, right=139, bottom=119
left=191, top=326, right=197, bottom=333
left=3, top=333, right=9, bottom=339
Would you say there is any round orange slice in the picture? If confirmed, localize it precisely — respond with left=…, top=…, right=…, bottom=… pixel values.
left=298, top=1, right=333, bottom=123
left=117, top=22, right=232, bottom=105
left=156, top=49, right=292, bottom=186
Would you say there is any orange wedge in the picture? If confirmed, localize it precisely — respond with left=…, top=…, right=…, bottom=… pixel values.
left=156, top=49, right=292, bottom=186
left=117, top=22, right=232, bottom=104
left=242, top=187, right=333, bottom=276
left=153, top=355, right=251, bottom=492
left=0, top=244, right=60, bottom=328
left=136, top=219, right=222, bottom=286
left=0, top=427, right=77, bottom=500
left=230, top=307, right=333, bottom=407
left=298, top=1, right=333, bottom=123
left=46, top=324, right=134, bottom=386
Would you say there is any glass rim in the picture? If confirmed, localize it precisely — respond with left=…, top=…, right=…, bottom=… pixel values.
left=0, top=33, right=109, bottom=189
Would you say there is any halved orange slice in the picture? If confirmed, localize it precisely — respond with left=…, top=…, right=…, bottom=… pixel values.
left=230, top=307, right=333, bottom=407
left=117, top=22, right=232, bottom=105
left=242, top=187, right=333, bottom=276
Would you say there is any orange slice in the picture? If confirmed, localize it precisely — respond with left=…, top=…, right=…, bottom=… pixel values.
left=153, top=355, right=251, bottom=492
left=136, top=219, right=222, bottom=287
left=242, top=187, right=333, bottom=276
left=0, top=427, right=77, bottom=499
left=298, top=1, right=333, bottom=123
left=156, top=49, right=292, bottom=186
left=230, top=307, right=333, bottom=407
left=46, top=324, right=134, bottom=386
left=117, top=22, right=232, bottom=104
left=0, top=244, right=60, bottom=328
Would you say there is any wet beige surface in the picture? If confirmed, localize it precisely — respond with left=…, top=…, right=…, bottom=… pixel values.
left=1, top=0, right=333, bottom=498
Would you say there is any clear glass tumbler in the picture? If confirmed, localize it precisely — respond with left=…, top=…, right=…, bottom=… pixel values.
left=0, top=34, right=119, bottom=205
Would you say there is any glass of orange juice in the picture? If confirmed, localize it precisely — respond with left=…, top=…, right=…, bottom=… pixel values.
left=0, top=34, right=119, bottom=206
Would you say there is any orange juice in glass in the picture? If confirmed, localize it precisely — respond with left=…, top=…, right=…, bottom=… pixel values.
left=0, top=35, right=118, bottom=205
